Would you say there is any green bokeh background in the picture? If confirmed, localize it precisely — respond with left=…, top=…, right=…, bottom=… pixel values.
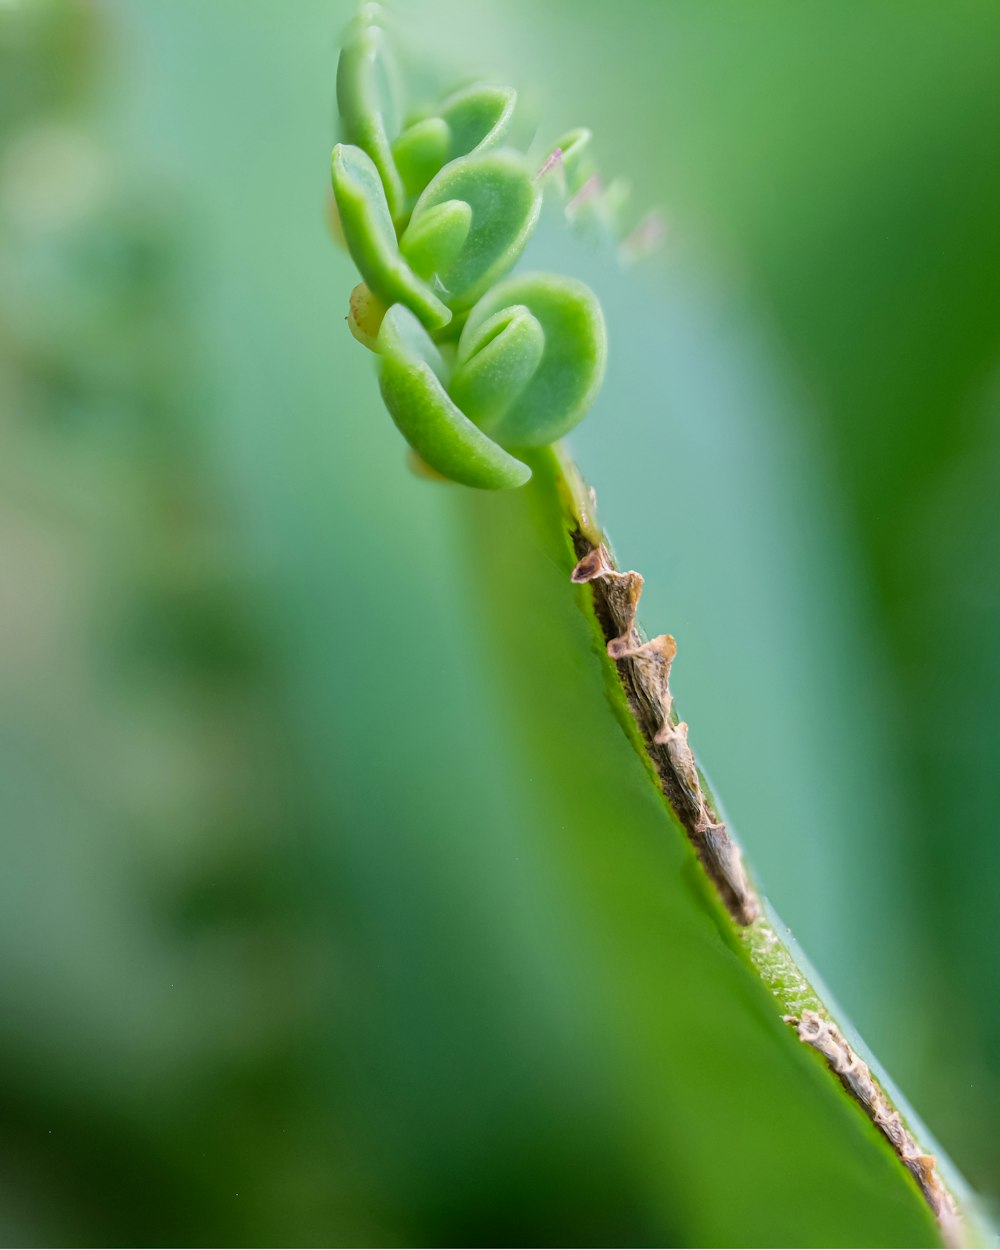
left=1, top=0, right=998, bottom=1243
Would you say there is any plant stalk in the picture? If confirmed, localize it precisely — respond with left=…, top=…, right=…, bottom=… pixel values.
left=492, top=441, right=984, bottom=1248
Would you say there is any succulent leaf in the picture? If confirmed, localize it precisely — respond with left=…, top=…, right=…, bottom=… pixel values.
left=331, top=143, right=451, bottom=331
left=441, top=82, right=516, bottom=155
left=404, top=150, right=541, bottom=313
left=377, top=304, right=532, bottom=490
left=448, top=305, right=545, bottom=434
left=392, top=116, right=451, bottom=196
left=398, top=198, right=472, bottom=278
left=393, top=84, right=517, bottom=199
left=336, top=7, right=406, bottom=221
left=456, top=273, right=607, bottom=447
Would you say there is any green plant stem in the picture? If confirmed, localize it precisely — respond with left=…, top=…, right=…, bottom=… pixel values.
left=463, top=441, right=987, bottom=1248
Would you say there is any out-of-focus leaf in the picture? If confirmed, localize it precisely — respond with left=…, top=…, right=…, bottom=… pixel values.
left=336, top=5, right=406, bottom=220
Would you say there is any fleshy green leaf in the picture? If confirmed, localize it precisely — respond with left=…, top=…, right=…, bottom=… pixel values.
left=440, top=83, right=517, bottom=164
left=396, top=198, right=472, bottom=277
left=448, top=304, right=545, bottom=433
left=331, top=143, right=451, bottom=332
left=336, top=6, right=406, bottom=221
left=401, top=150, right=541, bottom=314
left=393, top=84, right=517, bottom=199
left=391, top=116, right=451, bottom=197
left=456, top=273, right=607, bottom=446
left=377, top=304, right=531, bottom=489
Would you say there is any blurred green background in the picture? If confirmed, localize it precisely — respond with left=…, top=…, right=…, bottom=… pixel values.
left=2, top=0, right=998, bottom=1243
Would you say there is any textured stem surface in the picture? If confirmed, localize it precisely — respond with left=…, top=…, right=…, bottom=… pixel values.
left=529, top=442, right=977, bottom=1247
